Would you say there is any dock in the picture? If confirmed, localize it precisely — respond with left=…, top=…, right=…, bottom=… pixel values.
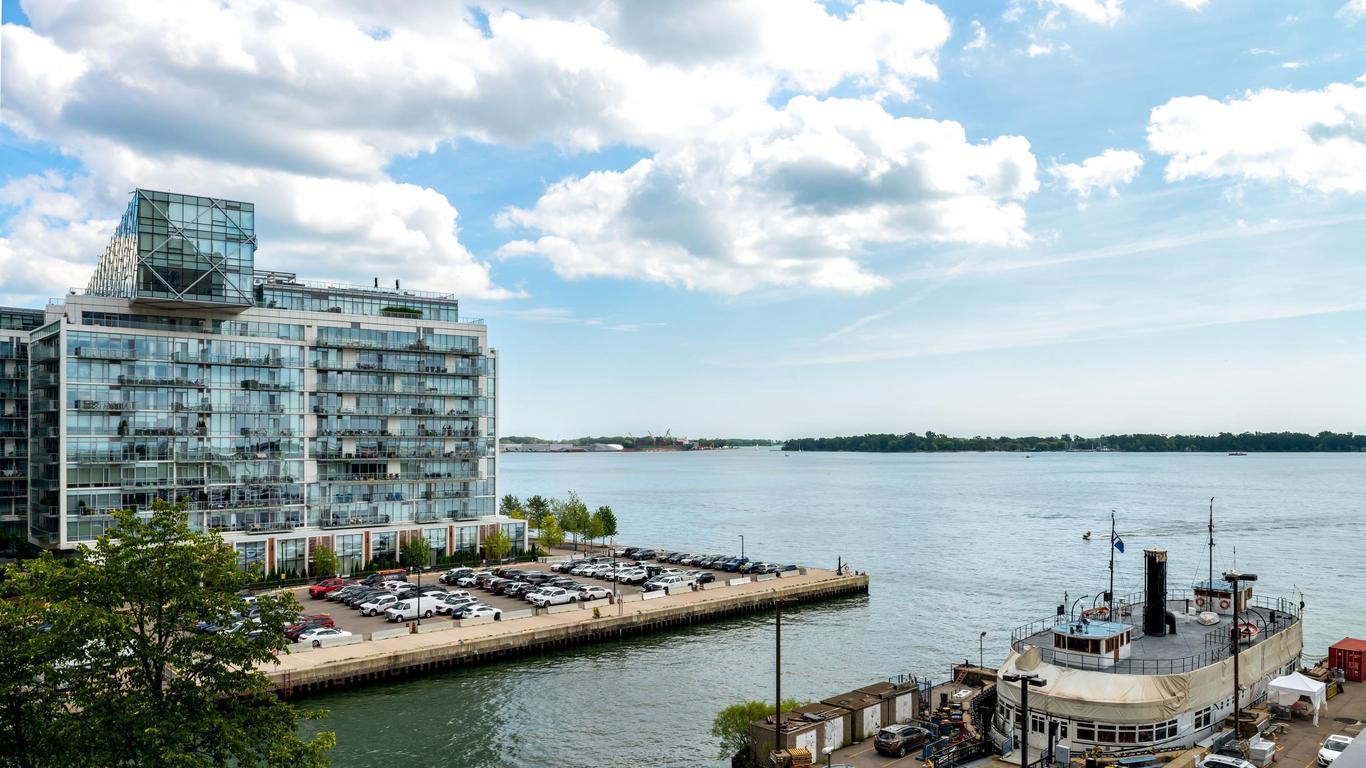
left=266, top=567, right=868, bottom=699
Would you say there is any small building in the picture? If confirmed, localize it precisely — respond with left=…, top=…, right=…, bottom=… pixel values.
left=749, top=704, right=850, bottom=762
left=1193, top=579, right=1252, bottom=617
left=822, top=690, right=884, bottom=741
left=1051, top=619, right=1133, bottom=668
left=1329, top=638, right=1366, bottom=682
left=855, top=681, right=921, bottom=728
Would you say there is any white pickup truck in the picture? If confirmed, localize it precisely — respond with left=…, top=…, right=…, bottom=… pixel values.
left=383, top=596, right=443, bottom=621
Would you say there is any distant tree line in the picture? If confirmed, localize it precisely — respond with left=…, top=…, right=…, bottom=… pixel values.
left=781, top=431, right=1366, bottom=453
left=502, top=435, right=777, bottom=449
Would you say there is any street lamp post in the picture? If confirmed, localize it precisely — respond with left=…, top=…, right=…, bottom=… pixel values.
left=773, top=597, right=797, bottom=763
left=979, top=631, right=988, bottom=669
left=1223, top=570, right=1258, bottom=755
left=411, top=564, right=422, bottom=627
left=739, top=534, right=745, bottom=559
left=1002, top=673, right=1046, bottom=768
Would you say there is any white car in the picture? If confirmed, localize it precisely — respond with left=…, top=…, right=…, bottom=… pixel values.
left=578, top=585, right=611, bottom=601
left=528, top=587, right=577, bottom=607
left=436, top=596, right=478, bottom=615
left=460, top=604, right=502, bottom=621
left=1200, top=756, right=1254, bottom=768
left=644, top=574, right=692, bottom=592
left=454, top=573, right=481, bottom=587
left=359, top=593, right=400, bottom=616
left=384, top=596, right=443, bottom=621
left=381, top=580, right=410, bottom=592
left=297, top=627, right=353, bottom=647
left=1320, top=736, right=1354, bottom=766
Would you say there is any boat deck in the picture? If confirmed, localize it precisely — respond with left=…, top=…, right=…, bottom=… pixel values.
left=1016, top=596, right=1299, bottom=675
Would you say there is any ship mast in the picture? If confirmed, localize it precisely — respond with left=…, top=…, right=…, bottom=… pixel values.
left=1208, top=497, right=1215, bottom=598
left=1109, top=509, right=1116, bottom=617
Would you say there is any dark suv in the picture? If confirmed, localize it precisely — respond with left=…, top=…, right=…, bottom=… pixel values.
left=874, top=724, right=933, bottom=758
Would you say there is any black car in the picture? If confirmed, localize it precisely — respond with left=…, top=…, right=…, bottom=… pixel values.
left=691, top=571, right=716, bottom=585
left=438, top=568, right=473, bottom=585
left=874, top=724, right=933, bottom=757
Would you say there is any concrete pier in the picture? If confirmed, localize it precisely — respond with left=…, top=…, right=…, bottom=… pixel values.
left=267, top=567, right=868, bottom=699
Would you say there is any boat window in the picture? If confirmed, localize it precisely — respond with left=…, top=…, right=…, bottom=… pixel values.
left=1075, top=723, right=1095, bottom=741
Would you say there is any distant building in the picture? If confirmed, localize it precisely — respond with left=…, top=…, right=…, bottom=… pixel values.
left=501, top=443, right=624, bottom=453
left=13, top=188, right=525, bottom=571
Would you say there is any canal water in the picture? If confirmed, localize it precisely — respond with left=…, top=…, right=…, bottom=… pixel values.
left=302, top=450, right=1366, bottom=767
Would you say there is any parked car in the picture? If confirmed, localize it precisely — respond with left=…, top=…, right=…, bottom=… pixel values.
left=327, top=585, right=365, bottom=602
left=438, top=567, right=474, bottom=585
left=359, top=593, right=400, bottom=617
left=874, top=724, right=934, bottom=758
left=308, top=578, right=352, bottom=599
left=528, top=587, right=577, bottom=607
left=454, top=572, right=483, bottom=587
left=1320, top=736, right=1354, bottom=767
left=436, top=596, right=478, bottom=615
left=284, top=614, right=335, bottom=640
left=297, top=627, right=353, bottom=647
left=384, top=596, right=442, bottom=621
left=1199, top=756, right=1255, bottom=768
left=577, top=585, right=611, bottom=601
left=689, top=571, right=716, bottom=585
left=721, top=557, right=750, bottom=572
left=643, top=574, right=692, bottom=592
left=460, top=604, right=502, bottom=621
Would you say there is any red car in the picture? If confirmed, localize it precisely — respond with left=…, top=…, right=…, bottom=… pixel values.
left=284, top=614, right=335, bottom=641
left=308, top=578, right=352, bottom=599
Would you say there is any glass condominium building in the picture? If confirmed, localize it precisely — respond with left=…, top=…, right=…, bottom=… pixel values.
left=1, top=307, right=43, bottom=554
left=20, top=188, right=523, bottom=573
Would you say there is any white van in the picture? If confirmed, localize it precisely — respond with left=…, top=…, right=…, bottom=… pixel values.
left=384, top=596, right=442, bottom=622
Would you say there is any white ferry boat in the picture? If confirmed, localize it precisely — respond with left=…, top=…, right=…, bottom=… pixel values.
left=991, top=548, right=1302, bottom=760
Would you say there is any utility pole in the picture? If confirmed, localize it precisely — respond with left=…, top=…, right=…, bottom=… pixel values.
left=774, top=598, right=797, bottom=762
left=1002, top=673, right=1046, bottom=768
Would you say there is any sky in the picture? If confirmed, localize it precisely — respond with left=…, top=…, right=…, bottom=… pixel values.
left=1, top=0, right=1365, bottom=440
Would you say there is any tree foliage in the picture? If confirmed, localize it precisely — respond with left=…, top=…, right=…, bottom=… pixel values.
left=500, top=494, right=525, bottom=519
left=401, top=535, right=432, bottom=567
left=310, top=542, right=340, bottom=578
left=781, top=430, right=1366, bottom=453
left=525, top=495, right=552, bottom=529
left=711, top=699, right=807, bottom=760
left=537, top=516, right=565, bottom=550
left=483, top=529, right=512, bottom=562
left=556, top=492, right=591, bottom=551
left=593, top=505, right=617, bottom=540
left=0, top=499, right=334, bottom=768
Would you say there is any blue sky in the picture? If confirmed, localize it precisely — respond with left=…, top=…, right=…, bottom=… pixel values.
left=2, top=0, right=1365, bottom=438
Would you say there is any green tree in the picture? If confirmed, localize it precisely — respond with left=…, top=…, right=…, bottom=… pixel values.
left=593, top=505, right=618, bottom=543
left=585, top=513, right=606, bottom=550
left=483, top=529, right=512, bottom=562
left=557, top=491, right=591, bottom=552
left=525, top=495, right=551, bottom=529
left=537, top=515, right=565, bottom=550
left=401, top=535, right=432, bottom=567
left=711, top=699, right=807, bottom=760
left=0, top=499, right=334, bottom=767
left=501, top=494, right=525, bottom=519
left=311, top=542, right=340, bottom=578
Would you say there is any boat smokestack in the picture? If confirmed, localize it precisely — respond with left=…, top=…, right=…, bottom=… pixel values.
left=1144, top=549, right=1168, bottom=636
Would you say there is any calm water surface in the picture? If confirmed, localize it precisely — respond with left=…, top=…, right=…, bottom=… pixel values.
left=303, top=450, right=1366, bottom=767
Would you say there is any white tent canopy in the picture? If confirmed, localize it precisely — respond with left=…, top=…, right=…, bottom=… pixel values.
left=1268, top=672, right=1326, bottom=725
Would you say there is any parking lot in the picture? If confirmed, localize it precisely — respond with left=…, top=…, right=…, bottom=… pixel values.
left=291, top=552, right=790, bottom=640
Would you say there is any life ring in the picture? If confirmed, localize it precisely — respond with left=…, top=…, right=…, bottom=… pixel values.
left=1238, top=622, right=1258, bottom=638
left=1219, top=599, right=1230, bottom=610
left=1195, top=596, right=1206, bottom=607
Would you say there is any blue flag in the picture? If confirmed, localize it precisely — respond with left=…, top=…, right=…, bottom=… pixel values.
left=1112, top=532, right=1125, bottom=553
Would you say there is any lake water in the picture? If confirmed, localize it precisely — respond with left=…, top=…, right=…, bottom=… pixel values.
left=303, top=450, right=1366, bottom=767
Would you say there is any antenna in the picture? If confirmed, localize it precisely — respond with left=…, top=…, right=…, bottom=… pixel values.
left=1208, top=497, right=1215, bottom=595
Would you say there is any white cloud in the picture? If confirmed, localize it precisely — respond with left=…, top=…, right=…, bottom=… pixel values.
left=1281, top=61, right=1305, bottom=70
left=964, top=20, right=990, bottom=51
left=0, top=0, right=966, bottom=301
left=1148, top=77, right=1366, bottom=194
left=1026, top=43, right=1056, bottom=57
left=1172, top=0, right=1209, bottom=8
left=1248, top=48, right=1278, bottom=56
left=1339, top=0, right=1366, bottom=24
left=1046, top=0, right=1124, bottom=26
left=1049, top=149, right=1144, bottom=203
left=497, top=96, right=1038, bottom=294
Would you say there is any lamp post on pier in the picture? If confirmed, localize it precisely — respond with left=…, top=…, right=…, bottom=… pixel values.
left=773, top=597, right=797, bottom=763
left=1002, top=673, right=1046, bottom=768
left=739, top=534, right=745, bottom=559
left=1224, top=570, right=1257, bottom=756
left=979, top=631, right=988, bottom=669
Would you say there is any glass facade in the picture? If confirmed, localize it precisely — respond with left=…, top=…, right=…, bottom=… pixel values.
left=12, top=188, right=512, bottom=570
left=1, top=308, right=43, bottom=553
left=87, top=190, right=255, bottom=306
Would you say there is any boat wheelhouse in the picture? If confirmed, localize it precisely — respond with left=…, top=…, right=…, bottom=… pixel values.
left=991, top=549, right=1302, bottom=760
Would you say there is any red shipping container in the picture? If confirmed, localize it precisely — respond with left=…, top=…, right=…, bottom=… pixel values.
left=1328, top=638, right=1366, bottom=682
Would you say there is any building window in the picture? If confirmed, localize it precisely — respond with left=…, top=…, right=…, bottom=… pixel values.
left=236, top=541, right=266, bottom=571
left=337, top=534, right=363, bottom=574
left=277, top=539, right=306, bottom=577
left=1075, top=723, right=1094, bottom=742
left=1031, top=714, right=1046, bottom=734
left=1195, top=707, right=1212, bottom=730
left=455, top=526, right=477, bottom=553
left=424, top=527, right=447, bottom=561
left=372, top=531, right=396, bottom=563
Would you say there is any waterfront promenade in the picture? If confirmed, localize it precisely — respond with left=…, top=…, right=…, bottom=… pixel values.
left=265, top=565, right=868, bottom=698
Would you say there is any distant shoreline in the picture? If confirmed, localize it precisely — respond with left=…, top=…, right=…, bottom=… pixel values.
left=781, top=431, right=1366, bottom=453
